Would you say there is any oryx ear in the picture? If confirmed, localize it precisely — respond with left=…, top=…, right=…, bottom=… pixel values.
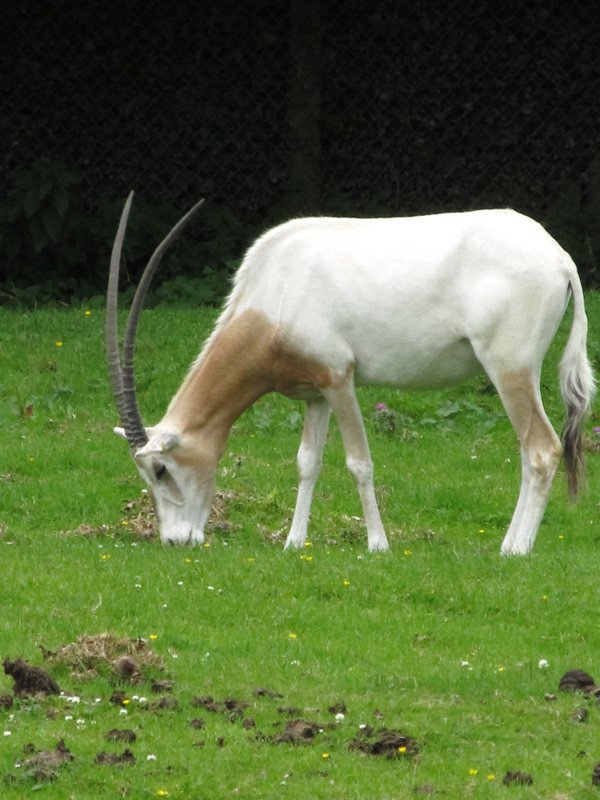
left=136, top=430, right=181, bottom=456
left=113, top=425, right=155, bottom=440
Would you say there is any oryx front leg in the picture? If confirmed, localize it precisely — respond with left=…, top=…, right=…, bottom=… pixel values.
left=285, top=397, right=331, bottom=550
left=495, top=372, right=563, bottom=556
left=323, top=380, right=389, bottom=553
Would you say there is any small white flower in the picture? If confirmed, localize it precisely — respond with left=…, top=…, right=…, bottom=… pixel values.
left=95, top=698, right=101, bottom=703
left=291, top=660, right=301, bottom=666
left=8, top=714, right=14, bottom=722
left=461, top=661, right=470, bottom=667
left=120, top=708, right=128, bottom=715
left=135, top=584, right=142, bottom=588
left=172, top=654, right=178, bottom=659
left=77, top=719, right=85, bottom=725
left=3, top=731, right=11, bottom=737
left=132, top=695, right=139, bottom=701
left=147, top=754, right=157, bottom=761
left=163, top=604, right=167, bottom=608
left=359, top=724, right=366, bottom=729
left=178, top=581, right=183, bottom=586
left=538, top=659, right=549, bottom=669
left=335, top=713, right=345, bottom=721
left=65, top=715, right=73, bottom=721
left=208, top=586, right=215, bottom=591
left=138, top=697, right=147, bottom=703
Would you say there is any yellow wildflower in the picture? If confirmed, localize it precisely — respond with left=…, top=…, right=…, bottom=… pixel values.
left=469, top=769, right=477, bottom=775
left=56, top=341, right=62, bottom=347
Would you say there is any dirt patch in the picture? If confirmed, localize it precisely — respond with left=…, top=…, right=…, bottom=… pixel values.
left=95, top=748, right=136, bottom=766
left=503, top=771, right=533, bottom=786
left=147, top=696, right=179, bottom=711
left=0, top=693, right=13, bottom=710
left=19, top=739, right=73, bottom=782
left=110, top=691, right=128, bottom=705
left=151, top=679, right=174, bottom=693
left=327, top=701, right=347, bottom=714
left=190, top=696, right=249, bottom=720
left=274, top=719, right=322, bottom=744
left=572, top=708, right=588, bottom=722
left=558, top=669, right=595, bottom=693
left=278, top=705, right=303, bottom=716
left=41, top=633, right=165, bottom=682
left=189, top=718, right=205, bottom=729
left=593, top=762, right=600, bottom=787
left=413, top=786, right=435, bottom=795
left=349, top=727, right=419, bottom=759
left=106, top=729, right=137, bottom=743
left=253, top=687, right=283, bottom=699
left=3, top=658, right=60, bottom=697
left=242, top=717, right=256, bottom=729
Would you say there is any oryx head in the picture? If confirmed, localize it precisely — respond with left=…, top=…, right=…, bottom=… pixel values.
left=106, top=193, right=210, bottom=545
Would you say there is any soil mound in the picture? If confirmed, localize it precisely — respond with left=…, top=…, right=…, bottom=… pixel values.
left=3, top=657, right=60, bottom=697
left=558, top=669, right=595, bottom=693
left=95, top=748, right=136, bottom=765
left=20, top=739, right=73, bottom=781
left=503, top=771, right=533, bottom=786
left=40, top=633, right=164, bottom=682
left=349, top=726, right=418, bottom=759
left=274, top=719, right=322, bottom=744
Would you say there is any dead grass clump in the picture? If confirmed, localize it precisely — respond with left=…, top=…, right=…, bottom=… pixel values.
left=40, top=633, right=165, bottom=682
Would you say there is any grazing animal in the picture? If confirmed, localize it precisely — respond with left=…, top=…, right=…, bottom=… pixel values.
left=107, top=194, right=594, bottom=555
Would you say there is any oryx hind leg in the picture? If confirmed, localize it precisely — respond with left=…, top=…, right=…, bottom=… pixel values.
left=285, top=397, right=331, bottom=549
left=491, top=369, right=562, bottom=555
left=322, top=377, right=389, bottom=553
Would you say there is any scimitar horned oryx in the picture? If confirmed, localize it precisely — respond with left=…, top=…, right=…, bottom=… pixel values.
left=107, top=193, right=595, bottom=555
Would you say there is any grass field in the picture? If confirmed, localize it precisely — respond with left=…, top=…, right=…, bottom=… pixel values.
left=2, top=296, right=600, bottom=798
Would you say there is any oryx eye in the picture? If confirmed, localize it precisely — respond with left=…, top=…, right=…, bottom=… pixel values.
left=154, top=464, right=167, bottom=481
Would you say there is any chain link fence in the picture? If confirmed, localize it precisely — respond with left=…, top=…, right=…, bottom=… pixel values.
left=2, top=0, right=600, bottom=291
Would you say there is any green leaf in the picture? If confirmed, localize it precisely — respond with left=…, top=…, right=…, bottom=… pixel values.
left=39, top=179, right=53, bottom=200
left=24, top=187, right=40, bottom=218
left=55, top=185, right=70, bottom=217
left=42, top=206, right=62, bottom=243
left=29, top=216, right=48, bottom=253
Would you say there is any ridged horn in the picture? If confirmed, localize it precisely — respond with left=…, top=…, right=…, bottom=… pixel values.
left=106, top=193, right=206, bottom=450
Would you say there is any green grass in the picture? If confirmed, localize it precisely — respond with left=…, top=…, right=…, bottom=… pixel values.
left=2, top=298, right=600, bottom=798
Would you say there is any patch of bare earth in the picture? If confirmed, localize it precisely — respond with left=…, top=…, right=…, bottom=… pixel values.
left=190, top=696, right=249, bottom=721
left=17, top=740, right=74, bottom=782
left=3, top=658, right=60, bottom=697
left=95, top=749, right=136, bottom=766
left=40, top=633, right=165, bottom=682
left=62, top=490, right=241, bottom=540
left=349, top=726, right=419, bottom=759
left=273, top=719, right=322, bottom=744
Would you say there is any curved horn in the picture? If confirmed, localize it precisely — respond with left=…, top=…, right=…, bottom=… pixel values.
left=107, top=194, right=206, bottom=450
left=106, top=191, right=134, bottom=436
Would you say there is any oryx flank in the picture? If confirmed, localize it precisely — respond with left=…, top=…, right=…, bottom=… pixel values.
left=107, top=194, right=595, bottom=555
